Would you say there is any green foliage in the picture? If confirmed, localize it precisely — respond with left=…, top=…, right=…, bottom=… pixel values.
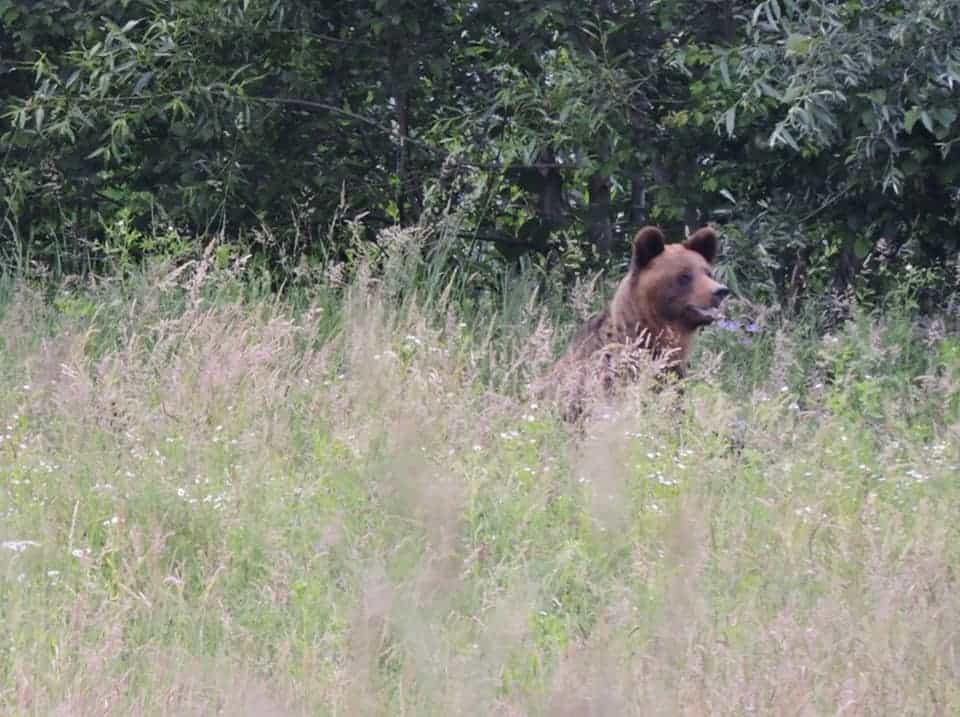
left=2, top=0, right=460, bottom=271
left=715, top=0, right=960, bottom=304
left=2, top=0, right=959, bottom=305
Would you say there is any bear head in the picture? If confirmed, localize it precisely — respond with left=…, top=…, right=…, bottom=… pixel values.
left=628, top=225, right=729, bottom=331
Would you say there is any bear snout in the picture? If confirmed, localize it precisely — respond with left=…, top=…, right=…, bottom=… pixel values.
left=711, top=285, right=730, bottom=308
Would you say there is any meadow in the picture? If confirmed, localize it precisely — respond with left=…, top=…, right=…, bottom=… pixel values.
left=1, top=233, right=958, bottom=715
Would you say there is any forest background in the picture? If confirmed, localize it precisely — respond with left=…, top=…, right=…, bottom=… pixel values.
left=3, top=0, right=959, bottom=307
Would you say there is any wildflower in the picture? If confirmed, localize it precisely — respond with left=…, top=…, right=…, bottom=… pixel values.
left=2, top=540, right=40, bottom=552
left=651, top=472, right=677, bottom=486
left=905, top=468, right=927, bottom=483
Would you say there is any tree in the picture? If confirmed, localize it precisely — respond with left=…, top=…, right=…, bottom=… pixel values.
left=2, top=0, right=957, bottom=307
left=718, top=0, right=960, bottom=298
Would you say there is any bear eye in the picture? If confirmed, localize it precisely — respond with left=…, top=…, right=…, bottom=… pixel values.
left=677, top=272, right=692, bottom=286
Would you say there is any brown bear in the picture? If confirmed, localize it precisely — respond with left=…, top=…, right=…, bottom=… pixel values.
left=548, top=225, right=729, bottom=419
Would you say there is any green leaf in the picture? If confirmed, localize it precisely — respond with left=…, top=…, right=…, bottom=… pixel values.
left=719, top=56, right=731, bottom=88
left=781, top=85, right=801, bottom=103
left=133, top=72, right=154, bottom=94
left=758, top=82, right=781, bottom=101
left=904, top=106, right=920, bottom=133
left=770, top=123, right=799, bottom=151
left=920, top=111, right=933, bottom=133
left=934, top=108, right=957, bottom=130
left=724, top=106, right=736, bottom=137
left=785, top=34, right=812, bottom=57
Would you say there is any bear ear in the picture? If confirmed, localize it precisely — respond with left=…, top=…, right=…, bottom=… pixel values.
left=683, top=227, right=719, bottom=264
left=631, top=226, right=665, bottom=271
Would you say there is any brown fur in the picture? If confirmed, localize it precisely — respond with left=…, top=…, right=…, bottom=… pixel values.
left=547, top=225, right=729, bottom=419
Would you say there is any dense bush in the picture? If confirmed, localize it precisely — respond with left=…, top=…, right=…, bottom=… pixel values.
left=2, top=0, right=959, bottom=306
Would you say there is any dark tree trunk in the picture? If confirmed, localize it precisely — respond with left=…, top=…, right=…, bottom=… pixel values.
left=630, top=172, right=646, bottom=226
left=390, top=25, right=422, bottom=226
left=653, top=155, right=701, bottom=235
left=537, top=147, right=564, bottom=225
left=587, top=171, right=613, bottom=255
left=395, top=87, right=422, bottom=225
left=505, top=146, right=566, bottom=253
left=831, top=238, right=858, bottom=293
left=628, top=104, right=650, bottom=230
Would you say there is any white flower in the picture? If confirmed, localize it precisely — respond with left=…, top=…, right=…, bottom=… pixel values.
left=2, top=540, right=40, bottom=552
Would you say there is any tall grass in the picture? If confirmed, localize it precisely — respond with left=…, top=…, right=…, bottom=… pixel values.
left=1, top=230, right=958, bottom=715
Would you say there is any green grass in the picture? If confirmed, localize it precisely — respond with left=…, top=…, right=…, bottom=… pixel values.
left=1, top=238, right=958, bottom=715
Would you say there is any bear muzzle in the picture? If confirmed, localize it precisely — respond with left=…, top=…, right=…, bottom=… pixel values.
left=685, top=285, right=730, bottom=325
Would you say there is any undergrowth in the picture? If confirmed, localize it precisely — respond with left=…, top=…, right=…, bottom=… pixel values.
left=1, top=230, right=958, bottom=715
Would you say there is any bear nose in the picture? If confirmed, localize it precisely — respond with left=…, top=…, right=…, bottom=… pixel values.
left=711, top=285, right=730, bottom=307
